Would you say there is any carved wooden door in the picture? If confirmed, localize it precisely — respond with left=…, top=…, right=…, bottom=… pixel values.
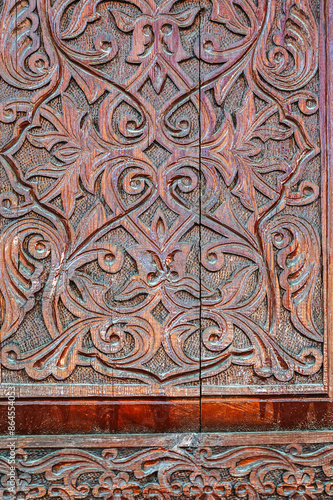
left=0, top=0, right=332, bottom=497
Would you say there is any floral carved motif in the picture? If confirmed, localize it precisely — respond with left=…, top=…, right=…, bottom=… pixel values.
left=0, top=0, right=325, bottom=395
left=1, top=439, right=333, bottom=499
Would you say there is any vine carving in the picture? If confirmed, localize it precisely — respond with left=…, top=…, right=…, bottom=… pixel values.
left=1, top=439, right=333, bottom=499
left=0, top=0, right=324, bottom=394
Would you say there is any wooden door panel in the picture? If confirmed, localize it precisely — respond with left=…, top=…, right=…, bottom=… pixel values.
left=198, top=0, right=326, bottom=395
left=0, top=0, right=203, bottom=398
left=0, top=0, right=328, bottom=401
left=0, top=0, right=332, bottom=453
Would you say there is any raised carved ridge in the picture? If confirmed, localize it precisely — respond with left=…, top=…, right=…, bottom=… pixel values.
left=1, top=433, right=333, bottom=499
left=0, top=0, right=325, bottom=395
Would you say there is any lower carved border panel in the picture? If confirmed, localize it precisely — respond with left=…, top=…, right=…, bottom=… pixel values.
left=0, top=432, right=333, bottom=498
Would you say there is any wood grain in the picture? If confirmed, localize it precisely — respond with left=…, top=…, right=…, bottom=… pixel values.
left=0, top=0, right=329, bottom=402
left=2, top=398, right=333, bottom=434
left=1, top=432, right=333, bottom=498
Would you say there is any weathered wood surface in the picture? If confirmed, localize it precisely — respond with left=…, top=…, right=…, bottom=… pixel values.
left=1, top=432, right=333, bottom=498
left=0, top=0, right=329, bottom=401
left=0, top=0, right=332, bottom=482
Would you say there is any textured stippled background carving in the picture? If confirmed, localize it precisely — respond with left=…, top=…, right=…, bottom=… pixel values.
left=0, top=0, right=327, bottom=396
left=1, top=433, right=333, bottom=499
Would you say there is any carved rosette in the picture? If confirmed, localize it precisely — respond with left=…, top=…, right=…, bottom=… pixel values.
left=0, top=0, right=324, bottom=394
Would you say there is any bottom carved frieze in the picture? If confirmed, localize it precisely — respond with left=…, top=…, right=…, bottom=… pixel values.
left=0, top=433, right=333, bottom=499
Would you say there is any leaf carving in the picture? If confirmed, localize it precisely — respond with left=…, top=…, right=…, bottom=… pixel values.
left=211, top=0, right=252, bottom=35
left=0, top=0, right=324, bottom=390
left=61, top=0, right=102, bottom=40
left=263, top=215, right=322, bottom=342
left=26, top=94, right=110, bottom=218
left=205, top=91, right=300, bottom=216
left=111, top=9, right=137, bottom=32
left=254, top=0, right=318, bottom=91
left=0, top=219, right=64, bottom=342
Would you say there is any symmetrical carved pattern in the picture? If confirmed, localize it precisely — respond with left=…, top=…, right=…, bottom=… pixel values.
left=1, top=435, right=333, bottom=499
left=0, top=0, right=325, bottom=395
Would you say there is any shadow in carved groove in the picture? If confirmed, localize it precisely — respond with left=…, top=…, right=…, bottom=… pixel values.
left=0, top=0, right=325, bottom=395
left=1, top=441, right=333, bottom=499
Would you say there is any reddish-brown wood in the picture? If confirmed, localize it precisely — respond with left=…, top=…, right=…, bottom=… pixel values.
left=1, top=432, right=333, bottom=499
left=0, top=0, right=333, bottom=488
left=0, top=400, right=201, bottom=434
left=1, top=398, right=333, bottom=434
left=0, top=0, right=328, bottom=400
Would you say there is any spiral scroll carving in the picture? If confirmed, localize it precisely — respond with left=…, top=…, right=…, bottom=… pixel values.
left=1, top=436, right=333, bottom=499
left=0, top=0, right=324, bottom=395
